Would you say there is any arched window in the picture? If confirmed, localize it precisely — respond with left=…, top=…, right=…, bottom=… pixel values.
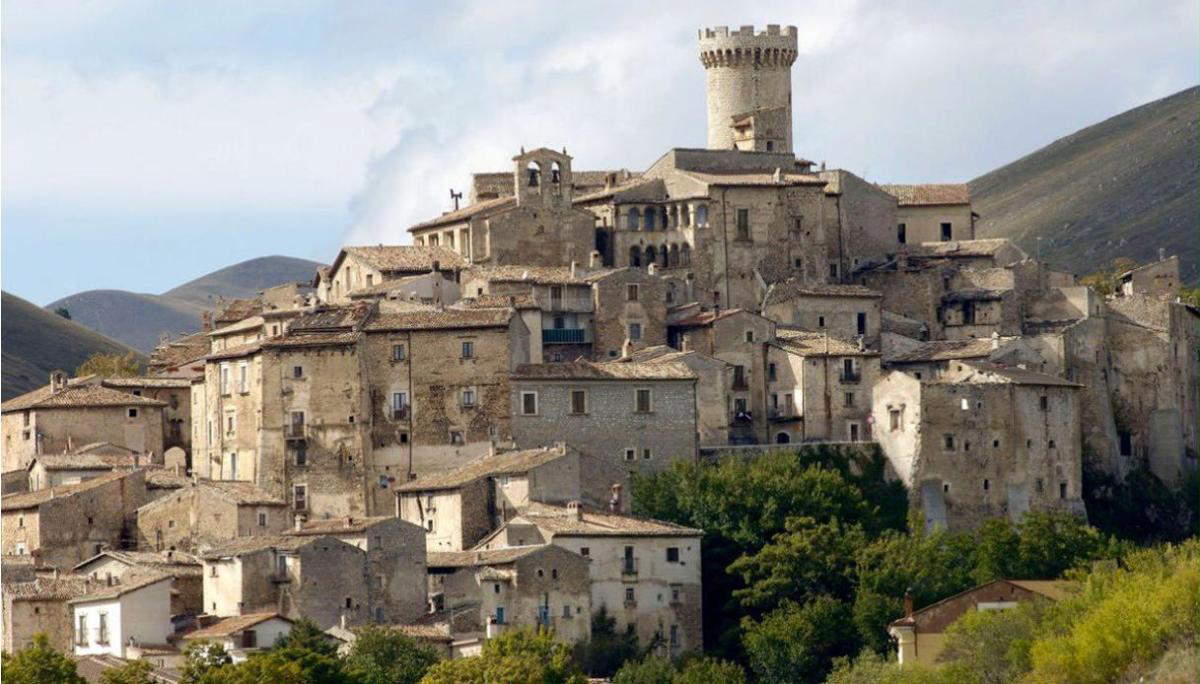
left=696, top=205, right=709, bottom=227
left=644, top=246, right=657, bottom=267
left=627, top=207, right=641, bottom=231
left=629, top=246, right=642, bottom=267
left=643, top=207, right=656, bottom=231
left=669, top=244, right=680, bottom=268
left=681, top=243, right=691, bottom=266
left=527, top=162, right=540, bottom=187
left=775, top=432, right=791, bottom=444
left=658, top=245, right=669, bottom=267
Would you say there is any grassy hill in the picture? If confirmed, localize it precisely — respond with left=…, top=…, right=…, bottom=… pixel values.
left=970, top=86, right=1198, bottom=282
left=2, top=291, right=146, bottom=400
left=45, top=255, right=322, bottom=354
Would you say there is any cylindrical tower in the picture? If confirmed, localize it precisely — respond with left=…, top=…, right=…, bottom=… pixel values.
left=698, top=25, right=798, bottom=153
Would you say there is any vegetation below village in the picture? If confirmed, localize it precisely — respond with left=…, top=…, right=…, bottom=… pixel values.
left=7, top=446, right=1195, bottom=684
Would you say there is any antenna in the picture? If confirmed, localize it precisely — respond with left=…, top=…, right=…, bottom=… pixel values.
left=449, top=188, right=463, bottom=211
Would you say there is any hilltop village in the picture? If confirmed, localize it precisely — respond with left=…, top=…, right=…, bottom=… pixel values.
left=1, top=24, right=1196, bottom=677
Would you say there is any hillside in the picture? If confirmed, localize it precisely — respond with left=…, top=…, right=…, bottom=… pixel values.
left=970, top=86, right=1198, bottom=282
left=2, top=291, right=146, bottom=400
left=45, top=255, right=322, bottom=354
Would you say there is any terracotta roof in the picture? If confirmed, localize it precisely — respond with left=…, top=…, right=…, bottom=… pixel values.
left=465, top=265, right=614, bottom=286
left=572, top=177, right=664, bottom=204
left=888, top=338, right=1001, bottom=363
left=74, top=550, right=202, bottom=577
left=426, top=545, right=547, bottom=569
left=339, top=245, right=468, bottom=272
left=681, top=170, right=826, bottom=187
left=397, top=623, right=455, bottom=643
left=521, top=503, right=701, bottom=537
left=3, top=575, right=98, bottom=600
left=263, top=331, right=360, bottom=349
left=772, top=329, right=878, bottom=357
left=907, top=239, right=1015, bottom=258
left=68, top=572, right=172, bottom=604
left=512, top=361, right=695, bottom=381
left=204, top=340, right=263, bottom=361
left=668, top=307, right=747, bottom=328
left=289, top=515, right=396, bottom=536
left=398, top=445, right=571, bottom=493
left=945, top=361, right=1081, bottom=387
left=455, top=294, right=540, bottom=310
left=1008, top=580, right=1078, bottom=601
left=347, top=273, right=440, bottom=298
left=214, top=299, right=263, bottom=325
left=619, top=346, right=728, bottom=367
left=199, top=480, right=287, bottom=506
left=764, top=279, right=882, bottom=305
left=200, top=534, right=314, bottom=559
left=209, top=316, right=264, bottom=338
left=289, top=305, right=373, bottom=331
left=99, top=377, right=191, bottom=389
left=365, top=308, right=512, bottom=331
left=2, top=471, right=139, bottom=511
left=184, top=613, right=290, bottom=639
left=2, top=384, right=166, bottom=413
left=28, top=453, right=140, bottom=472
left=879, top=184, right=971, bottom=206
left=149, top=331, right=211, bottom=371
left=409, top=196, right=516, bottom=231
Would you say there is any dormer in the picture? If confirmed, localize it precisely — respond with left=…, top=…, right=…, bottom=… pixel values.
left=513, top=147, right=573, bottom=207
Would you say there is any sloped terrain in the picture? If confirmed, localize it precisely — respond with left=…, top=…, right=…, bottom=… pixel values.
left=164, top=255, right=322, bottom=307
left=970, top=86, right=1198, bottom=282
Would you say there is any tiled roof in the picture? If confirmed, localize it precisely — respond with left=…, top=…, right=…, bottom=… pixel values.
left=347, top=273, right=439, bottom=298
left=907, top=239, right=1014, bottom=258
left=681, top=170, right=826, bottom=187
left=667, top=307, right=747, bottom=328
left=397, top=623, right=455, bottom=642
left=288, top=305, right=373, bottom=331
left=75, top=550, right=202, bottom=577
left=209, top=316, right=264, bottom=338
left=1008, top=580, right=1078, bottom=601
left=29, top=453, right=140, bottom=472
left=289, top=515, right=395, bottom=536
left=409, top=196, right=516, bottom=231
left=365, top=308, right=512, bottom=332
left=572, top=177, right=663, bottom=204
left=200, top=534, right=313, bottom=559
left=67, top=571, right=172, bottom=604
left=512, top=361, right=695, bottom=381
left=200, top=480, right=287, bottom=506
left=764, top=279, right=882, bottom=305
left=204, top=341, right=263, bottom=361
left=2, top=383, right=166, bottom=413
left=426, top=545, right=547, bottom=569
left=100, top=377, right=191, bottom=389
left=2, top=471, right=138, bottom=511
left=263, top=331, right=360, bottom=349
left=455, top=294, right=540, bottom=310
left=521, top=502, right=702, bottom=537
left=888, top=338, right=1000, bottom=363
left=465, top=265, right=612, bottom=286
left=184, top=613, right=289, bottom=639
left=879, top=184, right=971, bottom=206
left=398, top=445, right=571, bottom=492
left=214, top=299, right=263, bottom=325
left=771, top=328, right=878, bottom=357
left=945, top=361, right=1081, bottom=387
left=3, top=575, right=98, bottom=600
left=144, top=468, right=190, bottom=490
left=340, top=245, right=468, bottom=272
left=150, top=331, right=211, bottom=371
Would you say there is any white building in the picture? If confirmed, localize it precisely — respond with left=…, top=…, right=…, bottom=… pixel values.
left=183, top=613, right=295, bottom=662
left=69, top=573, right=173, bottom=658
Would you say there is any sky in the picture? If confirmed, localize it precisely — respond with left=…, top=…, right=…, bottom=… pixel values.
left=3, top=1, right=1197, bottom=305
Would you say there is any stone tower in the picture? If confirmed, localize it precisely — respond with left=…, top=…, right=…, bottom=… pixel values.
left=698, top=25, right=798, bottom=153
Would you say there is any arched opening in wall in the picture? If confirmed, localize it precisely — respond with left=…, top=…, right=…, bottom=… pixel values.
left=667, top=281, right=677, bottom=304
left=527, top=162, right=540, bottom=187
left=550, top=161, right=562, bottom=185
left=658, top=245, right=669, bottom=267
left=660, top=207, right=668, bottom=230
left=775, top=432, right=791, bottom=444
left=681, top=243, right=691, bottom=266
left=696, top=205, right=709, bottom=227
left=644, top=246, right=657, bottom=267
left=627, top=207, right=641, bottom=231
left=669, top=244, right=680, bottom=268
left=681, top=205, right=692, bottom=227
left=642, top=207, right=656, bottom=231
left=669, top=206, right=678, bottom=228
left=630, top=246, right=642, bottom=267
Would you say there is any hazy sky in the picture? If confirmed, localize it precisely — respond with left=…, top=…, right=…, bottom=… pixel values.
left=3, top=1, right=1197, bottom=305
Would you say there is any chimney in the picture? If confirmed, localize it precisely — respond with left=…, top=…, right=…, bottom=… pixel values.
left=622, top=337, right=633, bottom=358
left=1158, top=247, right=1166, bottom=262
left=904, top=589, right=914, bottom=618
left=589, top=251, right=602, bottom=269
left=49, top=371, right=67, bottom=394
left=990, top=331, right=1000, bottom=350
left=609, top=483, right=622, bottom=512
left=772, top=167, right=783, bottom=182
left=567, top=500, right=582, bottom=520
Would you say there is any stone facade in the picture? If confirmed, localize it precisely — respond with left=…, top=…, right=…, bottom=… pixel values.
left=73, top=550, right=203, bottom=617
left=767, top=330, right=882, bottom=443
left=698, top=25, right=798, bottom=153
left=135, top=480, right=289, bottom=553
left=2, top=575, right=96, bottom=653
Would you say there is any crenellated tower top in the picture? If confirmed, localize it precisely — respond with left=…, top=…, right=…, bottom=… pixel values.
left=698, top=24, right=799, bottom=68
left=699, top=24, right=798, bottom=153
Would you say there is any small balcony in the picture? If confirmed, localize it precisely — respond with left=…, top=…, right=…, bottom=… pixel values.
left=620, top=557, right=639, bottom=578
left=839, top=372, right=862, bottom=384
left=391, top=406, right=410, bottom=421
left=731, top=411, right=754, bottom=425
left=542, top=328, right=590, bottom=345
left=769, top=408, right=800, bottom=422
left=284, top=425, right=307, bottom=441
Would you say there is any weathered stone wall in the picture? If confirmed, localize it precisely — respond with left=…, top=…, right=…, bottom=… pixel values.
left=822, top=170, right=900, bottom=274
left=592, top=269, right=667, bottom=360
left=2, top=405, right=165, bottom=473
left=289, top=537, right=370, bottom=629
left=3, top=594, right=75, bottom=654
left=763, top=293, right=882, bottom=347
left=766, top=348, right=881, bottom=443
left=895, top=205, right=974, bottom=244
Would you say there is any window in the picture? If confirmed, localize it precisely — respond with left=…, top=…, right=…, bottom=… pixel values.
left=670, top=624, right=679, bottom=648
left=580, top=547, right=590, bottom=557
left=1036, top=479, right=1045, bottom=493
left=495, top=606, right=506, bottom=624
left=768, top=363, right=777, bottom=382
left=238, top=363, right=248, bottom=393
left=293, top=485, right=307, bottom=511
left=940, top=222, right=952, bottom=241
left=292, top=365, right=303, bottom=379
left=641, top=448, right=652, bottom=460
left=844, top=392, right=855, bottom=407
left=345, top=597, right=353, bottom=609
left=830, top=264, right=839, bottom=279
left=624, top=448, right=636, bottom=461
left=225, top=414, right=236, bottom=436
left=627, top=284, right=639, bottom=302
left=889, top=409, right=901, bottom=431
left=628, top=323, right=642, bottom=341
left=625, top=587, right=636, bottom=603
left=392, top=344, right=406, bottom=361
left=220, top=365, right=230, bottom=394
left=635, top=389, right=652, bottom=413
left=229, top=452, right=238, bottom=479
left=1059, top=482, right=1068, bottom=498
left=983, top=479, right=990, bottom=491
left=426, top=519, right=434, bottom=532
left=745, top=330, right=755, bottom=343
left=736, top=208, right=750, bottom=241
left=97, top=612, right=109, bottom=644
left=732, top=365, right=747, bottom=389
left=128, top=408, right=139, bottom=418
left=1048, top=439, right=1056, bottom=449
left=818, top=315, right=826, bottom=328
left=77, top=615, right=88, bottom=645
left=258, top=512, right=267, bottom=527
left=897, top=223, right=907, bottom=244
left=944, top=434, right=956, bottom=450
left=1118, top=431, right=1133, bottom=456
left=1039, top=395, right=1048, bottom=411
left=696, top=204, right=708, bottom=226
left=671, top=585, right=681, bottom=602
left=666, top=547, right=680, bottom=563
left=521, top=392, right=538, bottom=415
left=944, top=482, right=950, bottom=493
left=961, top=398, right=970, bottom=410
left=461, top=387, right=477, bottom=407
left=392, top=392, right=409, bottom=419
left=570, top=390, right=586, bottom=414
left=449, top=431, right=464, bottom=445
left=461, top=341, right=475, bottom=359
left=857, top=312, right=867, bottom=336
left=563, top=604, right=572, bottom=618
left=292, top=441, right=307, bottom=466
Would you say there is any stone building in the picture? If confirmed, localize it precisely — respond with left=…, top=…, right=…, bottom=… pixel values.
left=761, top=281, right=883, bottom=347
left=97, top=377, right=193, bottom=453
left=182, top=613, right=296, bottom=662
left=135, top=480, right=289, bottom=553
left=73, top=550, right=203, bottom=617
left=426, top=544, right=592, bottom=645
left=698, top=25, right=798, bottom=153
left=476, top=501, right=704, bottom=656
left=766, top=329, right=882, bottom=444
left=396, top=444, right=630, bottom=552
left=1, top=373, right=167, bottom=472
left=818, top=169, right=900, bottom=275
left=1115, top=254, right=1180, bottom=298
left=1, top=470, right=148, bottom=568
left=2, top=574, right=97, bottom=653
left=615, top=346, right=733, bottom=447
left=319, top=245, right=467, bottom=304
left=69, top=573, right=174, bottom=659
left=879, top=184, right=976, bottom=245
left=287, top=516, right=427, bottom=624
left=510, top=361, right=698, bottom=473
left=872, top=362, right=1086, bottom=531
left=883, top=336, right=1047, bottom=381
left=410, top=147, right=598, bottom=268
left=200, top=534, right=373, bottom=630
left=25, top=447, right=142, bottom=491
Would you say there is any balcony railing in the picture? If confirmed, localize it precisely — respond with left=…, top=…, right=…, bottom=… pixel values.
left=542, top=328, right=589, bottom=344
left=840, top=372, right=862, bottom=384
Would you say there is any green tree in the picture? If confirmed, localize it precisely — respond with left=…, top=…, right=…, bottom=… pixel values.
left=673, top=655, right=746, bottom=684
left=76, top=351, right=141, bottom=378
left=573, top=606, right=639, bottom=677
left=1083, top=463, right=1196, bottom=544
left=200, top=654, right=308, bottom=684
left=936, top=599, right=1049, bottom=684
left=825, top=650, right=947, bottom=684
left=729, top=516, right=867, bottom=611
left=54, top=307, right=71, bottom=320
left=420, top=628, right=585, bottom=684
left=741, top=597, right=857, bottom=684
left=180, top=641, right=232, bottom=684
left=0, top=633, right=87, bottom=684
left=611, top=656, right=675, bottom=684
left=100, top=659, right=156, bottom=684
left=266, top=618, right=349, bottom=684
left=344, top=625, right=439, bottom=684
